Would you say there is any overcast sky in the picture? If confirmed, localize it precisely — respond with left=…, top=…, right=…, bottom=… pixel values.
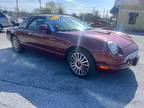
left=0, top=0, right=115, bottom=14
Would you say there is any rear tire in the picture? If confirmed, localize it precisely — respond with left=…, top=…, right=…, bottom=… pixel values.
left=0, top=25, right=2, bottom=33
left=67, top=48, right=95, bottom=78
left=11, top=36, right=23, bottom=53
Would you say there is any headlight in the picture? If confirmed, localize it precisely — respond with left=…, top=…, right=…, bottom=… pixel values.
left=107, top=41, right=119, bottom=55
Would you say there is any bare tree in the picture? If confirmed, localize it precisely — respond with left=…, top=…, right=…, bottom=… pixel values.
left=34, top=1, right=65, bottom=14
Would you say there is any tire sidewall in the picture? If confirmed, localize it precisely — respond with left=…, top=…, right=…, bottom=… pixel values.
left=11, top=36, right=22, bottom=52
left=67, top=48, right=95, bottom=78
left=0, top=25, right=2, bottom=32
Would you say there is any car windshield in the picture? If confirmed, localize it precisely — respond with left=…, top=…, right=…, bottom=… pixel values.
left=48, top=16, right=92, bottom=31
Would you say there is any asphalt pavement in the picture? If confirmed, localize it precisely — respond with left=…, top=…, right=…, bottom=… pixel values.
left=0, top=32, right=143, bottom=108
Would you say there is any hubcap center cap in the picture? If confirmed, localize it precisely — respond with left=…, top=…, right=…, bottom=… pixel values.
left=76, top=61, right=82, bottom=67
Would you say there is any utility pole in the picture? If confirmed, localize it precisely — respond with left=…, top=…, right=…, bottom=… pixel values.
left=93, top=7, right=96, bottom=16
left=93, top=7, right=96, bottom=23
left=93, top=7, right=96, bottom=18
left=16, top=0, right=19, bottom=21
left=38, top=0, right=42, bottom=12
left=106, top=9, right=109, bottom=21
left=103, top=9, right=106, bottom=19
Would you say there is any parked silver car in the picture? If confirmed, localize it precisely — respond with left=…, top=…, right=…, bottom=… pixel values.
left=0, top=12, right=12, bottom=32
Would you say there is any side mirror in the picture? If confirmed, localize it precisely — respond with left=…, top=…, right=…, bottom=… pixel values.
left=39, top=24, right=51, bottom=33
left=39, top=24, right=48, bottom=30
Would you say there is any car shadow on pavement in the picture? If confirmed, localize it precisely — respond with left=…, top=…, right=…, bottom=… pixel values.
left=0, top=48, right=138, bottom=108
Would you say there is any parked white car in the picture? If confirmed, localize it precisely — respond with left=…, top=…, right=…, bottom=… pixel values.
left=0, top=12, right=12, bottom=32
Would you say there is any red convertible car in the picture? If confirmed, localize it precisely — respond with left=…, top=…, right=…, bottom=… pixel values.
left=6, top=15, right=140, bottom=78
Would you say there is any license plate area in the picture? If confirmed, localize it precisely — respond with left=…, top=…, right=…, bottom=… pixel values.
left=132, top=56, right=140, bottom=66
left=124, top=51, right=138, bottom=63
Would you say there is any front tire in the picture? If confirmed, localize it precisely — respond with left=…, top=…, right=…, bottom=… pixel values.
left=67, top=48, right=95, bottom=78
left=11, top=36, right=23, bottom=53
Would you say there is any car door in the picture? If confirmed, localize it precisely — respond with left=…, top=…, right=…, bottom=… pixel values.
left=18, top=17, right=69, bottom=55
left=22, top=18, right=50, bottom=48
left=16, top=18, right=30, bottom=43
left=16, top=17, right=48, bottom=48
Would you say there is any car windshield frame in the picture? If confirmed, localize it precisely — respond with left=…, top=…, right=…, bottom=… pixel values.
left=46, top=16, right=92, bottom=32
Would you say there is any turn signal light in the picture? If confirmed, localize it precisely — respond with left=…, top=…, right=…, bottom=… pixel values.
left=99, top=66, right=109, bottom=70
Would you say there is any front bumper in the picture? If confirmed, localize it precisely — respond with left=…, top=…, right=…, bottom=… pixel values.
left=96, top=51, right=140, bottom=71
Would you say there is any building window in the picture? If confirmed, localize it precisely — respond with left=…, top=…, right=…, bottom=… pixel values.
left=128, top=12, right=139, bottom=24
left=129, top=16, right=137, bottom=24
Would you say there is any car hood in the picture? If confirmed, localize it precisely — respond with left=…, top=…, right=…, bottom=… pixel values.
left=87, top=29, right=136, bottom=48
left=59, top=28, right=135, bottom=48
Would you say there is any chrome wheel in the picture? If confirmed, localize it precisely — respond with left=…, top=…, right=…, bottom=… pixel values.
left=13, top=37, right=20, bottom=49
left=70, top=53, right=90, bottom=76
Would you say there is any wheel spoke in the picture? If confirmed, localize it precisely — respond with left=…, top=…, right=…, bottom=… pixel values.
left=79, top=54, right=84, bottom=61
left=83, top=65, right=89, bottom=71
left=70, top=57, right=75, bottom=62
left=71, top=63, right=76, bottom=67
left=12, top=37, right=20, bottom=50
left=75, top=68, right=79, bottom=74
left=81, top=57, right=86, bottom=62
left=73, top=66, right=77, bottom=71
left=82, top=62, right=89, bottom=66
left=71, top=55, right=76, bottom=62
left=82, top=60, right=88, bottom=64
